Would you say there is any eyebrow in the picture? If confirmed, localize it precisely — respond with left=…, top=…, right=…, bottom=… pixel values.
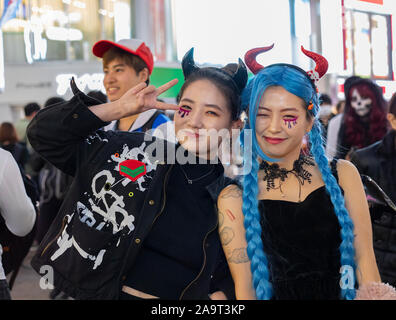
left=180, top=98, right=223, bottom=111
left=103, top=64, right=125, bottom=70
left=258, top=106, right=299, bottom=112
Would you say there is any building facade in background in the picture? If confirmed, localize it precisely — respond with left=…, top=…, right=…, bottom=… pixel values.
left=0, top=0, right=395, bottom=121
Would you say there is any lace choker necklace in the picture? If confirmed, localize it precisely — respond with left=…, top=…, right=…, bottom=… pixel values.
left=259, top=154, right=315, bottom=201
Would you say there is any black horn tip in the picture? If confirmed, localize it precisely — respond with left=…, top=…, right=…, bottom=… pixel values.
left=181, top=48, right=199, bottom=79
left=234, top=58, right=248, bottom=90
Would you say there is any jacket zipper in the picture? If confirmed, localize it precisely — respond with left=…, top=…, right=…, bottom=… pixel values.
left=149, top=164, right=174, bottom=228
left=179, top=205, right=219, bottom=300
left=41, top=215, right=68, bottom=257
left=117, top=164, right=174, bottom=294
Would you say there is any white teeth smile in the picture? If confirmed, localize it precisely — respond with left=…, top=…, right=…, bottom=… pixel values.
left=107, top=88, right=119, bottom=93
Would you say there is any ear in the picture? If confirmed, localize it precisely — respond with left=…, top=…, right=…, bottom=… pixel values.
left=138, top=68, right=150, bottom=83
left=387, top=113, right=396, bottom=129
left=306, top=116, right=315, bottom=133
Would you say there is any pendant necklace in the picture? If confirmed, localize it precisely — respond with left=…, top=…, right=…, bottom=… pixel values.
left=179, top=165, right=215, bottom=185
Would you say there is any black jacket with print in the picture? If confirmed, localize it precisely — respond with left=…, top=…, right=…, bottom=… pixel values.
left=28, top=81, right=236, bottom=300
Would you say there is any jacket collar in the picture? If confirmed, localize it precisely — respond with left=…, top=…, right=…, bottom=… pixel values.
left=104, top=109, right=157, bottom=132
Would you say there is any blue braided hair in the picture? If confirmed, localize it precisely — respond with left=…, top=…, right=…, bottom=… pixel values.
left=240, top=65, right=357, bottom=300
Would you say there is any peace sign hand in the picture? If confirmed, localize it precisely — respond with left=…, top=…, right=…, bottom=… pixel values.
left=118, top=79, right=179, bottom=117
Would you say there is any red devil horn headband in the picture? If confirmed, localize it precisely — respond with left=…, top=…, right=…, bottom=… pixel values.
left=244, top=44, right=328, bottom=85
left=300, top=46, right=328, bottom=84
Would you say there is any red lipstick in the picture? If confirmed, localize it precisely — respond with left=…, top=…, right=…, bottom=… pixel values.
left=264, top=137, right=286, bottom=144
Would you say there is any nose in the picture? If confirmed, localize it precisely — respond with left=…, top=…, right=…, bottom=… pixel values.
left=187, top=109, right=204, bottom=129
left=104, top=71, right=115, bottom=85
left=268, top=114, right=282, bottom=134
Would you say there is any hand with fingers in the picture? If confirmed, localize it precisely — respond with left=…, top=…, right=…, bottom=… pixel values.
left=89, top=79, right=179, bottom=122
left=118, top=79, right=180, bottom=116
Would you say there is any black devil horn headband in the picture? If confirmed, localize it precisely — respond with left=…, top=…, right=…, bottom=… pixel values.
left=181, top=48, right=248, bottom=94
left=244, top=44, right=329, bottom=87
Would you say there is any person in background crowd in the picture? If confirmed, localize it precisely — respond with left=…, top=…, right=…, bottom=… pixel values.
left=14, top=102, right=41, bottom=149
left=28, top=96, right=73, bottom=300
left=14, top=102, right=42, bottom=185
left=335, top=77, right=387, bottom=160
left=42, top=96, right=66, bottom=108
left=326, top=100, right=344, bottom=159
left=350, top=92, right=396, bottom=287
left=326, top=99, right=346, bottom=159
left=93, top=38, right=175, bottom=141
left=87, top=90, right=108, bottom=104
left=336, top=100, right=345, bottom=115
left=0, top=149, right=36, bottom=300
left=350, top=92, right=396, bottom=204
left=0, top=122, right=29, bottom=169
left=318, top=93, right=333, bottom=138
left=31, top=97, right=73, bottom=245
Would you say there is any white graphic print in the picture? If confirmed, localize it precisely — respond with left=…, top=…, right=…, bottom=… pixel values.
left=89, top=170, right=134, bottom=234
left=48, top=141, right=157, bottom=270
left=50, top=211, right=108, bottom=270
left=85, top=132, right=109, bottom=144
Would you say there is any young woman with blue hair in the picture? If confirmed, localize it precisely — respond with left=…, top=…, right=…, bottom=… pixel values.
left=216, top=45, right=395, bottom=300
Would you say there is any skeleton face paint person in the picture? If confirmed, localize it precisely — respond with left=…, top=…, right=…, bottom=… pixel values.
left=336, top=78, right=388, bottom=159
left=216, top=44, right=383, bottom=300
left=350, top=87, right=372, bottom=117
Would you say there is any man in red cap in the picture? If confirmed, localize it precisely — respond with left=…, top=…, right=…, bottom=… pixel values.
left=93, top=38, right=174, bottom=140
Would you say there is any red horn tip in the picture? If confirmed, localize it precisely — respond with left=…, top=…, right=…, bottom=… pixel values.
left=244, top=44, right=275, bottom=74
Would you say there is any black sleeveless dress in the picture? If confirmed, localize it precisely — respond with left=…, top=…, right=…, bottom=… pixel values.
left=258, top=161, right=343, bottom=300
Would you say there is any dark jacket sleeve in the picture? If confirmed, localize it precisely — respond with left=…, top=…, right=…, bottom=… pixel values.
left=27, top=81, right=111, bottom=177
left=349, top=149, right=368, bottom=176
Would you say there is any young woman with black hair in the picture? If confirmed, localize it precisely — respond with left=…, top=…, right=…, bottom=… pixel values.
left=28, top=48, right=247, bottom=300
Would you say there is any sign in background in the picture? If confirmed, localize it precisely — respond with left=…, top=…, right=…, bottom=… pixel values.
left=359, top=0, right=384, bottom=4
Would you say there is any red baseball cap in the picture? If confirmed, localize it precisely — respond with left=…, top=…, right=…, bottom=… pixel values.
left=92, top=38, right=154, bottom=74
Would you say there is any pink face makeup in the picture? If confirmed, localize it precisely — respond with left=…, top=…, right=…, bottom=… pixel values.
left=178, top=106, right=191, bottom=118
left=283, top=117, right=298, bottom=129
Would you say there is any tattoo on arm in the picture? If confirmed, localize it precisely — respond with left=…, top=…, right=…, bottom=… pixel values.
left=228, top=248, right=249, bottom=264
left=218, top=210, right=224, bottom=228
left=225, top=209, right=236, bottom=221
left=220, top=185, right=242, bottom=199
left=219, top=227, right=235, bottom=246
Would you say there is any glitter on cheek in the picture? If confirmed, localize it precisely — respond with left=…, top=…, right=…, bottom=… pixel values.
left=283, top=117, right=298, bottom=129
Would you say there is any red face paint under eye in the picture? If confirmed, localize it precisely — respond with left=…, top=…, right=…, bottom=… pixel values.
left=284, top=117, right=298, bottom=129
left=178, top=106, right=191, bottom=118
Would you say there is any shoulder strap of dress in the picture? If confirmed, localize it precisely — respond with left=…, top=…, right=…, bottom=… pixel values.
left=330, top=158, right=339, bottom=183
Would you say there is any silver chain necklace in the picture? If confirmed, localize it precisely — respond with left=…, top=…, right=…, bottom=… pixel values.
left=179, top=165, right=215, bottom=184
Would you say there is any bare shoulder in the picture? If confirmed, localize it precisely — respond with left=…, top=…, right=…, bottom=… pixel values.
left=335, top=159, right=362, bottom=189
left=218, top=184, right=243, bottom=203
left=217, top=184, right=243, bottom=220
